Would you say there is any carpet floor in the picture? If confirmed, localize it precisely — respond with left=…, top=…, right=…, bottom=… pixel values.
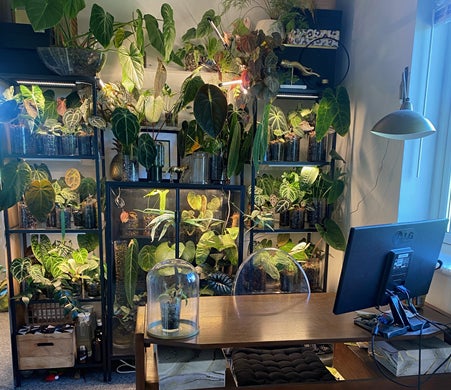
left=0, top=311, right=136, bottom=389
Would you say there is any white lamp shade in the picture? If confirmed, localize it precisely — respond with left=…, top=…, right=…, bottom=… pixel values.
left=370, top=109, right=436, bottom=140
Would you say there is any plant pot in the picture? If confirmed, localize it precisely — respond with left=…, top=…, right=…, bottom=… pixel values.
left=122, top=154, right=139, bottom=182
left=60, top=134, right=77, bottom=155
left=284, top=136, right=300, bottom=161
left=9, top=122, right=36, bottom=155
left=56, top=206, right=72, bottom=229
left=77, top=134, right=94, bottom=156
left=279, top=210, right=290, bottom=227
left=82, top=200, right=97, bottom=229
left=304, top=258, right=324, bottom=292
left=268, top=141, right=284, bottom=161
left=190, top=152, right=209, bottom=184
left=307, top=131, right=327, bottom=162
left=307, top=198, right=327, bottom=227
left=17, top=201, right=36, bottom=229
left=160, top=299, right=182, bottom=333
left=210, top=154, right=226, bottom=184
left=289, top=207, right=305, bottom=229
left=37, top=47, right=105, bottom=77
left=280, top=271, right=297, bottom=292
left=39, top=133, right=60, bottom=156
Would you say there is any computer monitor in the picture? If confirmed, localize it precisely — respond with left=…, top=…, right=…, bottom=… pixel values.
left=333, top=219, right=447, bottom=336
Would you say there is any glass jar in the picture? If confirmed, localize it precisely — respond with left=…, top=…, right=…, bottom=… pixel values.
left=146, top=259, right=199, bottom=339
left=190, top=152, right=209, bottom=184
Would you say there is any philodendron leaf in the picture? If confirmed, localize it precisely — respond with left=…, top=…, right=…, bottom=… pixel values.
left=316, top=218, right=346, bottom=251
left=316, top=86, right=350, bottom=141
left=118, top=43, right=144, bottom=92
left=124, top=238, right=139, bottom=307
left=24, top=179, right=55, bottom=222
left=193, top=84, right=227, bottom=138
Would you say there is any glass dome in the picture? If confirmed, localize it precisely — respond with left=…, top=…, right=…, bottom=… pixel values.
left=233, top=248, right=311, bottom=296
left=146, top=259, right=199, bottom=339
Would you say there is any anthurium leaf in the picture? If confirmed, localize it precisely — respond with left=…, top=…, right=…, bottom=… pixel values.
left=10, top=257, right=32, bottom=282
left=252, top=103, right=271, bottom=170
left=77, top=233, right=99, bottom=253
left=327, top=179, right=345, bottom=204
left=193, top=84, right=228, bottom=138
left=137, top=133, right=157, bottom=170
left=173, top=75, right=204, bottom=116
left=268, top=104, right=288, bottom=138
left=333, top=86, right=351, bottom=137
left=187, top=192, right=202, bottom=211
left=31, top=234, right=51, bottom=264
left=155, top=241, right=176, bottom=263
left=138, top=245, right=156, bottom=272
left=111, top=107, right=140, bottom=148
left=77, top=177, right=96, bottom=202
left=0, top=160, right=32, bottom=211
left=24, top=179, right=55, bottom=222
left=316, top=218, right=346, bottom=251
left=89, top=3, right=114, bottom=48
left=124, top=238, right=139, bottom=307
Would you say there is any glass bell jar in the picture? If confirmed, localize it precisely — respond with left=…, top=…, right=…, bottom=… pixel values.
left=146, top=259, right=199, bottom=339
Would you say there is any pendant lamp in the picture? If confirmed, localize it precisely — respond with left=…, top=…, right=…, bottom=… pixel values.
left=370, top=67, right=436, bottom=140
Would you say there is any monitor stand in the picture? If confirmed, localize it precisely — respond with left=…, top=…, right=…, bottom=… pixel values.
left=388, top=293, right=430, bottom=333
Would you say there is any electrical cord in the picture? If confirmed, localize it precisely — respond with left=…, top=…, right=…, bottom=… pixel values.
left=116, top=359, right=136, bottom=374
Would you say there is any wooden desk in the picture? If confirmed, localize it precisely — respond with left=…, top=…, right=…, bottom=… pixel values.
left=135, top=293, right=451, bottom=389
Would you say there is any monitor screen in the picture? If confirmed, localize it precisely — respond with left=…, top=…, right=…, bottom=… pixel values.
left=333, top=219, right=447, bottom=316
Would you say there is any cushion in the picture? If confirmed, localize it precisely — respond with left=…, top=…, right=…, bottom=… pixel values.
left=230, top=346, right=336, bottom=386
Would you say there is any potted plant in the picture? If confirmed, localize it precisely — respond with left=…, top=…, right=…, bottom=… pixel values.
left=158, top=267, right=188, bottom=333
left=9, top=234, right=98, bottom=318
left=15, top=2, right=181, bottom=90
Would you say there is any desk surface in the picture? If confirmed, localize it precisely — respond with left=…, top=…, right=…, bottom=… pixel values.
left=143, top=292, right=448, bottom=349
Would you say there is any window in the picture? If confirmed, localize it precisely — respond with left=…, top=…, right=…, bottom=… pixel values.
left=402, top=1, right=451, bottom=272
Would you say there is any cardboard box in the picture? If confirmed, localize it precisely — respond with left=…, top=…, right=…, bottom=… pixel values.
left=156, top=346, right=226, bottom=390
left=374, top=337, right=451, bottom=377
left=17, top=331, right=76, bottom=370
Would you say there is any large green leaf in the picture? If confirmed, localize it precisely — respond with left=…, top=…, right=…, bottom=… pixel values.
left=124, top=238, right=139, bottom=308
left=299, top=166, right=320, bottom=191
left=193, top=84, right=228, bottom=138
left=78, top=177, right=97, bottom=201
left=25, top=0, right=65, bottom=31
left=316, top=218, right=346, bottom=251
left=161, top=3, right=176, bottom=63
left=268, top=104, right=288, bottom=138
left=24, top=179, right=55, bottom=222
left=252, top=103, right=271, bottom=170
left=137, top=133, right=157, bottom=170
left=89, top=3, right=114, bottom=48
left=0, top=160, right=32, bottom=211
left=111, top=107, right=140, bottom=150
left=118, top=43, right=144, bottom=92
left=138, top=245, right=156, bottom=272
left=31, top=234, right=52, bottom=264
left=315, top=86, right=350, bottom=141
left=172, top=75, right=204, bottom=117
left=10, top=257, right=32, bottom=282
left=77, top=233, right=99, bottom=253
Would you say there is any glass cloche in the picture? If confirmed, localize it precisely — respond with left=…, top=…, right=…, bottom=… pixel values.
left=146, top=259, right=199, bottom=339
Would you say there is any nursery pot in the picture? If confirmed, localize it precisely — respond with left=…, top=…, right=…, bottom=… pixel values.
left=160, top=299, right=182, bottom=333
